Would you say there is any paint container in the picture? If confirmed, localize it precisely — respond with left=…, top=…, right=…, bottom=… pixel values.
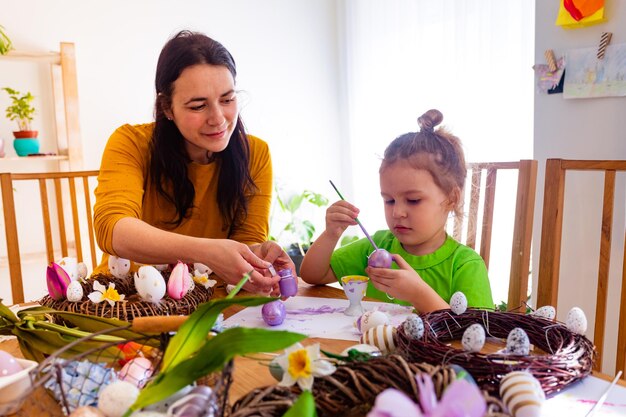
left=278, top=269, right=298, bottom=297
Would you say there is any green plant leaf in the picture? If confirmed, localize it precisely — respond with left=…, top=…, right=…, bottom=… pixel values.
left=286, top=194, right=304, bottom=214
left=129, top=327, right=306, bottom=413
left=301, top=220, right=316, bottom=243
left=52, top=311, right=149, bottom=340
left=160, top=296, right=275, bottom=371
left=283, top=390, right=318, bottom=417
left=303, top=190, right=329, bottom=208
left=0, top=301, right=18, bottom=323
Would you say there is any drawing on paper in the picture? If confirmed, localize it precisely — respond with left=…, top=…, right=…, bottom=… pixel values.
left=564, top=43, right=626, bottom=99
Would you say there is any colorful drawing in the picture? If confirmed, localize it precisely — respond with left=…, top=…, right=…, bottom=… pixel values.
left=564, top=43, right=626, bottom=99
left=556, top=0, right=605, bottom=29
left=534, top=57, right=566, bottom=94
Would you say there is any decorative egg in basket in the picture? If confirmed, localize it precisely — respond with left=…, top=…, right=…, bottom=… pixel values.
left=356, top=310, right=390, bottom=334
left=462, top=323, right=485, bottom=352
left=506, top=328, right=530, bottom=355
left=119, top=357, right=154, bottom=388
left=402, top=314, right=424, bottom=340
left=566, top=307, right=587, bottom=335
left=108, top=255, right=131, bottom=279
left=531, top=305, right=556, bottom=320
left=360, top=324, right=396, bottom=353
left=97, top=380, right=139, bottom=417
left=449, top=291, right=468, bottom=315
left=134, top=266, right=167, bottom=303
left=499, top=371, right=544, bottom=417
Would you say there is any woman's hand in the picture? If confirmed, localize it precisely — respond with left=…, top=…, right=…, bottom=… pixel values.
left=250, top=241, right=296, bottom=296
left=324, top=200, right=359, bottom=239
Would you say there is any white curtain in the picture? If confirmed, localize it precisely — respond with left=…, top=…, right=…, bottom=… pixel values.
left=338, top=0, right=535, bottom=303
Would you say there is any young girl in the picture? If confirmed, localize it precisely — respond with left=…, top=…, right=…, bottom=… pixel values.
left=300, top=109, right=493, bottom=313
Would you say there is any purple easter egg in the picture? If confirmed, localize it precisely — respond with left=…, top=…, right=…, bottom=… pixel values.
left=262, top=300, right=286, bottom=326
left=367, top=249, right=393, bottom=268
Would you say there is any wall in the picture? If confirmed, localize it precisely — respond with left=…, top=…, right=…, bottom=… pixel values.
left=0, top=0, right=343, bottom=303
left=533, top=1, right=626, bottom=375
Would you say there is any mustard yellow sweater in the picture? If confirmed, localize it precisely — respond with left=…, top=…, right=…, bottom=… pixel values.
left=93, top=123, right=272, bottom=274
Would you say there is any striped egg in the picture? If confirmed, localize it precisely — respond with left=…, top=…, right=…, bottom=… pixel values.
left=360, top=324, right=396, bottom=353
left=499, top=371, right=545, bottom=417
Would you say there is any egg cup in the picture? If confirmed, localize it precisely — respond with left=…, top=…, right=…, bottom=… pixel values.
left=0, top=358, right=38, bottom=415
left=341, top=275, right=369, bottom=316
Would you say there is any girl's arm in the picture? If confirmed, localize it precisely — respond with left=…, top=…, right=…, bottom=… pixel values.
left=300, top=200, right=359, bottom=284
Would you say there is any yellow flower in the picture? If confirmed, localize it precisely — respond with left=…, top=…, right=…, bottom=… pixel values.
left=277, top=343, right=335, bottom=391
left=88, top=280, right=125, bottom=307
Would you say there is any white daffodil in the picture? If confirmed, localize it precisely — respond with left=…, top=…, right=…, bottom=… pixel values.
left=88, top=280, right=125, bottom=307
left=193, top=269, right=217, bottom=289
left=276, top=343, right=336, bottom=391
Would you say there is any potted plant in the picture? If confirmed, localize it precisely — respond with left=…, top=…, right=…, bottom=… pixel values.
left=0, top=25, right=12, bottom=55
left=2, top=87, right=39, bottom=156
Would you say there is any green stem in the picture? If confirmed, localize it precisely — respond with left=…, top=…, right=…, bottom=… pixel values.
left=226, top=273, right=251, bottom=299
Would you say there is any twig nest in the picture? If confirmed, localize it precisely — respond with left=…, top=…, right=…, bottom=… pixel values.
left=499, top=371, right=545, bottom=417
left=97, top=380, right=139, bottom=417
left=461, top=323, right=485, bottom=352
left=357, top=310, right=390, bottom=333
left=531, top=305, right=556, bottom=320
left=449, top=291, right=468, bottom=315
left=360, top=324, right=396, bottom=353
left=506, top=328, right=530, bottom=355
left=566, top=307, right=587, bottom=335
left=401, top=314, right=424, bottom=340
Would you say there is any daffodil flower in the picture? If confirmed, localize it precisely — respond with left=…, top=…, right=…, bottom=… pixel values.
left=88, top=280, right=125, bottom=307
left=276, top=343, right=335, bottom=391
left=193, top=269, right=217, bottom=289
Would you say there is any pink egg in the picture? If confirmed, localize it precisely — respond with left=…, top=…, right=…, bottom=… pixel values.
left=0, top=351, right=22, bottom=377
left=118, top=357, right=154, bottom=388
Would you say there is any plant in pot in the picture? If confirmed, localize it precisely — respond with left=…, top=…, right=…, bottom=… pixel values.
left=270, top=188, right=329, bottom=275
left=2, top=87, right=39, bottom=156
left=0, top=25, right=13, bottom=55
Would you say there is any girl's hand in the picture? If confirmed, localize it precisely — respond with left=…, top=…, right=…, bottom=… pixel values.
left=366, top=254, right=423, bottom=300
left=325, top=200, right=359, bottom=239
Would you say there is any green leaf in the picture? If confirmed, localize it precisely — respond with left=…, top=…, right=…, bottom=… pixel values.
left=160, top=296, right=275, bottom=371
left=286, top=194, right=304, bottom=214
left=0, top=301, right=18, bottom=323
left=131, top=327, right=306, bottom=412
left=303, top=190, right=329, bottom=208
left=52, top=312, right=148, bottom=340
left=301, top=220, right=316, bottom=243
left=283, top=390, right=318, bottom=417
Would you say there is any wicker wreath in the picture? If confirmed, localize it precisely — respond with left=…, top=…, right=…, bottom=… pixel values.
left=230, top=355, right=509, bottom=417
left=40, top=272, right=214, bottom=322
left=395, top=309, right=596, bottom=397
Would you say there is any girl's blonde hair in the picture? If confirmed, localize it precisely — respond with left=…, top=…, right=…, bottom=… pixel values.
left=380, top=109, right=466, bottom=217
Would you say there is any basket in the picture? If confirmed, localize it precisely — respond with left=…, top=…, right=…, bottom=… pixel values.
left=6, top=325, right=233, bottom=417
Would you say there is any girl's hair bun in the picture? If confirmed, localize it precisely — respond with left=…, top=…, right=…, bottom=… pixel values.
left=417, top=109, right=443, bottom=132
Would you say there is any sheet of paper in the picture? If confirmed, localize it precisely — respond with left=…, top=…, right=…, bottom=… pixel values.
left=223, top=296, right=414, bottom=341
left=543, top=375, right=626, bottom=416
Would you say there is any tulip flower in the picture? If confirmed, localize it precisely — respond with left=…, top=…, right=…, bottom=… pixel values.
left=46, top=262, right=71, bottom=300
left=167, top=261, right=191, bottom=300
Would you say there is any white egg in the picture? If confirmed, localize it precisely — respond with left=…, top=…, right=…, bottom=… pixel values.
left=134, top=266, right=166, bottom=303
left=462, top=323, right=485, bottom=352
left=66, top=280, right=84, bottom=302
left=402, top=314, right=424, bottom=340
left=506, top=327, right=530, bottom=355
left=500, top=371, right=545, bottom=417
left=360, top=324, right=396, bottom=353
left=118, top=357, right=154, bottom=388
left=531, top=305, right=556, bottom=320
left=57, top=256, right=78, bottom=281
left=566, top=307, right=587, bottom=335
left=109, top=255, right=131, bottom=279
left=77, top=262, right=89, bottom=280
left=97, top=380, right=139, bottom=417
left=357, top=311, right=390, bottom=333
left=449, top=291, right=468, bottom=315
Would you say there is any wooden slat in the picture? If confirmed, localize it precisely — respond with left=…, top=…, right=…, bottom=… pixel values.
left=479, top=168, right=497, bottom=267
left=68, top=177, right=83, bottom=262
left=38, top=179, right=55, bottom=264
left=466, top=169, right=482, bottom=249
left=617, top=226, right=626, bottom=376
left=1, top=173, right=25, bottom=304
left=53, top=178, right=68, bottom=257
left=561, top=160, right=626, bottom=170
left=83, top=176, right=97, bottom=269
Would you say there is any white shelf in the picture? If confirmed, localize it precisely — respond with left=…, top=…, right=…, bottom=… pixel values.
left=0, top=50, right=61, bottom=64
left=0, top=155, right=69, bottom=162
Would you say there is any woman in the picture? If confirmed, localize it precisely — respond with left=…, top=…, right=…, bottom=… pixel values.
left=93, top=30, right=292, bottom=294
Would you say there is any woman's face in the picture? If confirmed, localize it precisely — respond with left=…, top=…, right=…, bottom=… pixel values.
left=166, top=64, right=239, bottom=163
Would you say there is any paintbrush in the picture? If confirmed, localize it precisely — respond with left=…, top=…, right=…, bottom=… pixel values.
left=329, top=180, right=379, bottom=250
left=585, top=370, right=623, bottom=417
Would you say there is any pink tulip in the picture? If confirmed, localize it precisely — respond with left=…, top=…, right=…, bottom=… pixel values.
left=46, top=262, right=71, bottom=300
left=167, top=261, right=191, bottom=300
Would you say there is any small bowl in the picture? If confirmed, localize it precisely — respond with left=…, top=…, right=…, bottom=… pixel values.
left=0, top=358, right=38, bottom=415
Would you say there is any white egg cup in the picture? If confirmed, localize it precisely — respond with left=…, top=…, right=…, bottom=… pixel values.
left=341, top=275, right=369, bottom=316
left=0, top=358, right=38, bottom=415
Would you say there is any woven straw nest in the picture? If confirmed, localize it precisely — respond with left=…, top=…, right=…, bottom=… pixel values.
left=40, top=272, right=213, bottom=322
left=229, top=354, right=509, bottom=417
left=395, top=308, right=596, bottom=397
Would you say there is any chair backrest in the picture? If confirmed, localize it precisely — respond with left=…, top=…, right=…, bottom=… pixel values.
left=451, top=160, right=538, bottom=311
left=0, top=170, right=100, bottom=304
left=537, top=159, right=626, bottom=376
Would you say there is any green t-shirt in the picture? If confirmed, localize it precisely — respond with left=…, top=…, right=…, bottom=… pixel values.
left=330, top=231, right=493, bottom=309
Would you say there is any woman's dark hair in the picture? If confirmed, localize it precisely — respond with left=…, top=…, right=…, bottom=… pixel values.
left=150, top=30, right=255, bottom=231
left=380, top=109, right=467, bottom=217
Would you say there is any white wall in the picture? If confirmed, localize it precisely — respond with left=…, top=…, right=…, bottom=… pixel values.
left=533, top=1, right=626, bottom=375
left=0, top=0, right=343, bottom=303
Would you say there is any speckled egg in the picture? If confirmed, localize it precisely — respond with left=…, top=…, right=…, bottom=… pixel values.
left=449, top=291, right=468, bottom=315
left=566, top=307, right=587, bottom=335
left=97, top=380, right=139, bottom=417
left=357, top=310, right=390, bottom=333
left=506, top=327, right=530, bottom=355
left=109, top=255, right=131, bottom=279
left=499, top=371, right=544, bottom=417
left=69, top=406, right=106, bottom=417
left=134, top=266, right=166, bottom=303
left=531, top=305, right=556, bottom=320
left=461, top=323, right=485, bottom=352
left=66, top=280, right=84, bottom=302
left=360, top=324, right=396, bottom=353
left=402, top=314, right=424, bottom=340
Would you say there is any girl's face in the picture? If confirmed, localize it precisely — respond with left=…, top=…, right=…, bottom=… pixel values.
left=380, top=160, right=454, bottom=256
left=166, top=64, right=239, bottom=163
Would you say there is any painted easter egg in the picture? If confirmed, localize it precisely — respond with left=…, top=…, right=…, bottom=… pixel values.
left=58, top=256, right=79, bottom=281
left=462, top=323, right=486, bottom=352
left=77, top=262, right=89, bottom=280
left=566, top=307, right=587, bottom=335
left=119, top=357, right=154, bottom=388
left=499, top=371, right=545, bottom=417
left=357, top=311, right=390, bottom=333
left=367, top=249, right=393, bottom=268
left=402, top=314, right=424, bottom=340
left=97, top=380, right=140, bottom=417
left=134, top=266, right=166, bottom=303
left=531, top=305, right=556, bottom=320
left=360, top=324, right=396, bottom=353
left=108, top=255, right=131, bottom=279
left=449, top=291, right=468, bottom=315
left=506, top=327, right=530, bottom=355
left=262, top=300, right=286, bottom=326
left=66, top=280, right=84, bottom=302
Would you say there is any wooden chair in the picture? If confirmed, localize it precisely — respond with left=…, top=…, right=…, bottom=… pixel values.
left=1, top=170, right=100, bottom=304
left=451, top=160, right=538, bottom=311
left=537, top=159, right=626, bottom=376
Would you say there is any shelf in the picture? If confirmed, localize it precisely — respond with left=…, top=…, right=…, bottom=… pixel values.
left=0, top=155, right=69, bottom=162
left=0, top=50, right=61, bottom=64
